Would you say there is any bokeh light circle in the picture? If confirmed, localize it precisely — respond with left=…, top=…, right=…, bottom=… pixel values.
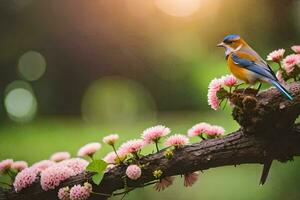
left=155, top=0, right=201, bottom=17
left=18, top=51, right=46, bottom=81
left=82, top=77, right=156, bottom=124
left=4, top=80, right=37, bottom=122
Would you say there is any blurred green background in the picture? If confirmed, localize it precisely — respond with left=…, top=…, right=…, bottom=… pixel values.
left=1, top=0, right=300, bottom=199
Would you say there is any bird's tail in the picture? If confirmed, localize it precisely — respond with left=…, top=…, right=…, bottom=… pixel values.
left=269, top=80, right=293, bottom=101
left=260, top=159, right=273, bottom=185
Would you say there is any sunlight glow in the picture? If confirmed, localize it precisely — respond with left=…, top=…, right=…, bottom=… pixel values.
left=155, top=0, right=201, bottom=17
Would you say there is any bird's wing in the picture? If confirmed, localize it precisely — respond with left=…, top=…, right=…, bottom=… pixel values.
left=240, top=46, right=276, bottom=77
left=231, top=52, right=277, bottom=81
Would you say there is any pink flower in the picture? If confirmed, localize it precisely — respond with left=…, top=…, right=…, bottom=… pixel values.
left=184, top=172, right=199, bottom=187
left=154, top=176, right=175, bottom=191
left=209, top=78, right=223, bottom=91
left=58, top=158, right=88, bottom=175
left=103, top=151, right=118, bottom=164
left=222, top=74, right=237, bottom=87
left=40, top=165, right=75, bottom=191
left=50, top=152, right=71, bottom=162
left=58, top=186, right=70, bottom=200
left=142, top=125, right=171, bottom=144
left=13, top=167, right=38, bottom=192
left=77, top=142, right=101, bottom=157
left=283, top=54, right=300, bottom=74
left=11, top=161, right=28, bottom=171
left=69, top=184, right=91, bottom=200
left=31, top=160, right=55, bottom=173
left=276, top=70, right=285, bottom=83
left=119, top=139, right=146, bottom=154
left=187, top=122, right=212, bottom=137
left=103, top=134, right=119, bottom=145
left=0, top=159, right=13, bottom=172
left=207, top=78, right=223, bottom=110
left=126, top=165, right=142, bottom=180
left=266, top=49, right=285, bottom=62
left=206, top=125, right=225, bottom=137
left=291, top=45, right=300, bottom=54
left=164, top=134, right=189, bottom=147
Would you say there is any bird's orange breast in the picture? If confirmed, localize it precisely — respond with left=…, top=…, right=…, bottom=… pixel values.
left=227, top=54, right=250, bottom=83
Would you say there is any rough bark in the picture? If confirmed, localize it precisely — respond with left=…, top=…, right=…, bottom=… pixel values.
left=1, top=82, right=300, bottom=200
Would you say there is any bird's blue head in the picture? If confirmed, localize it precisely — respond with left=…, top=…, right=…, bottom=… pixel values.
left=222, top=34, right=241, bottom=43
left=217, top=34, right=246, bottom=57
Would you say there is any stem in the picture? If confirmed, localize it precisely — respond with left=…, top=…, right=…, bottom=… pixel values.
left=6, top=170, right=13, bottom=180
left=112, top=145, right=122, bottom=164
left=277, top=61, right=283, bottom=70
left=155, top=142, right=160, bottom=153
left=200, top=134, right=206, bottom=141
left=222, top=98, right=228, bottom=110
left=88, top=155, right=94, bottom=161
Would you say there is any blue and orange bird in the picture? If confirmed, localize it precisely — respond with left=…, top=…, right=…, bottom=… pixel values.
left=217, top=34, right=293, bottom=185
left=217, top=34, right=293, bottom=101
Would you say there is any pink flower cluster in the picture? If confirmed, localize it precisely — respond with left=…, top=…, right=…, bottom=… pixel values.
left=164, top=134, right=189, bottom=147
left=58, top=158, right=88, bottom=175
left=50, top=152, right=71, bottom=162
left=58, top=183, right=92, bottom=200
left=13, top=157, right=89, bottom=193
left=282, top=54, right=300, bottom=74
left=77, top=142, right=101, bottom=157
left=142, top=125, right=171, bottom=144
left=69, top=183, right=92, bottom=200
left=13, top=160, right=54, bottom=192
left=13, top=168, right=38, bottom=192
left=126, top=164, right=142, bottom=180
left=11, top=161, right=28, bottom=171
left=103, top=134, right=119, bottom=146
left=40, top=165, right=75, bottom=191
left=58, top=186, right=70, bottom=200
left=188, top=122, right=225, bottom=139
left=0, top=159, right=13, bottom=172
left=208, top=74, right=237, bottom=110
left=266, top=48, right=285, bottom=62
left=291, top=45, right=300, bottom=54
left=222, top=74, right=238, bottom=87
left=119, top=139, right=145, bottom=155
left=266, top=46, right=300, bottom=82
left=208, top=78, right=223, bottom=110
left=188, top=122, right=211, bottom=137
left=103, top=151, right=118, bottom=164
left=31, top=160, right=55, bottom=173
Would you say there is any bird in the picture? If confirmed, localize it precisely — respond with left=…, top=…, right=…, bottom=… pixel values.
left=217, top=34, right=293, bottom=185
left=216, top=34, right=293, bottom=101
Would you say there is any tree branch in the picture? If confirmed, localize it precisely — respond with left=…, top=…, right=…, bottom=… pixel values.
left=2, top=82, right=300, bottom=200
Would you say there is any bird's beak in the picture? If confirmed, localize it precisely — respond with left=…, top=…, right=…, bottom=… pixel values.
left=216, top=42, right=224, bottom=47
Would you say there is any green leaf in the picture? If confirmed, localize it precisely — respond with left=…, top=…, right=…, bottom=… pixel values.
left=92, top=173, right=103, bottom=185
left=86, top=159, right=108, bottom=173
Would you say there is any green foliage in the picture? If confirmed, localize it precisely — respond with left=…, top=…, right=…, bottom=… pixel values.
left=86, top=159, right=108, bottom=173
left=92, top=173, right=103, bottom=185
left=86, top=159, right=108, bottom=185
